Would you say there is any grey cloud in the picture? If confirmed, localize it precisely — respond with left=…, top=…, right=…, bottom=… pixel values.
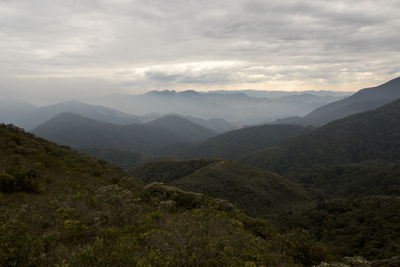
left=0, top=0, right=400, bottom=104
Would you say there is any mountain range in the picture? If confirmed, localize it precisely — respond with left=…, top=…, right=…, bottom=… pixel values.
left=2, top=76, right=400, bottom=265
left=276, top=76, right=400, bottom=126
left=245, top=98, right=400, bottom=173
left=90, top=90, right=346, bottom=125
left=32, top=113, right=218, bottom=155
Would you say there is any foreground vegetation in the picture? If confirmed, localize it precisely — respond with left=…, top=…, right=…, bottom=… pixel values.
left=1, top=124, right=328, bottom=266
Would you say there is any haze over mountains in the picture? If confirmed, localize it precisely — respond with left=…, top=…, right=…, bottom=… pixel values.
left=32, top=113, right=218, bottom=155
left=23, top=76, right=400, bottom=162
left=0, top=99, right=143, bottom=130
left=276, top=76, right=400, bottom=126
left=0, top=89, right=347, bottom=131
left=89, top=90, right=347, bottom=125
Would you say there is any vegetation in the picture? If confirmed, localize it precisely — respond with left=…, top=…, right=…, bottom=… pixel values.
left=299, top=76, right=400, bottom=126
left=133, top=159, right=310, bottom=218
left=132, top=159, right=219, bottom=183
left=281, top=197, right=400, bottom=260
left=77, top=147, right=153, bottom=170
left=0, top=123, right=328, bottom=266
left=244, top=99, right=400, bottom=174
left=178, top=124, right=312, bottom=160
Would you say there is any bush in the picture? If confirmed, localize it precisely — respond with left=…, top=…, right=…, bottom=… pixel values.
left=0, top=170, right=39, bottom=193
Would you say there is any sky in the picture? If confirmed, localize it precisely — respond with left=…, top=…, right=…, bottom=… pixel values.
left=1, top=0, right=400, bottom=104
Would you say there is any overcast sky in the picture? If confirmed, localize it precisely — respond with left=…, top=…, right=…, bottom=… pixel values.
left=1, top=0, right=400, bottom=104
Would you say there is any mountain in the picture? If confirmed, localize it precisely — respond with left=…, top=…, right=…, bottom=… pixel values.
left=209, top=89, right=352, bottom=99
left=178, top=124, right=312, bottom=160
left=132, top=159, right=309, bottom=218
left=0, top=98, right=38, bottom=127
left=244, top=99, right=400, bottom=177
left=92, top=90, right=344, bottom=125
left=1, top=123, right=312, bottom=266
left=32, top=113, right=216, bottom=155
left=21, top=100, right=144, bottom=130
left=145, top=115, right=218, bottom=142
left=184, top=116, right=237, bottom=134
left=299, top=76, right=400, bottom=126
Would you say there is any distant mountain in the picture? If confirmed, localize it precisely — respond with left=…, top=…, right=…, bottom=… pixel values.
left=244, top=99, right=400, bottom=174
left=299, top=76, right=400, bottom=126
left=32, top=113, right=216, bottom=155
left=132, top=159, right=309, bottom=218
left=16, top=100, right=143, bottom=130
left=0, top=98, right=38, bottom=127
left=184, top=116, right=237, bottom=134
left=178, top=124, right=312, bottom=160
left=92, top=89, right=344, bottom=125
left=209, top=89, right=352, bottom=99
left=145, top=115, right=217, bottom=143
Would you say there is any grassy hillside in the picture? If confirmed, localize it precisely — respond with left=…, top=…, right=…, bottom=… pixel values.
left=179, top=124, right=312, bottom=160
left=244, top=99, right=400, bottom=175
left=2, top=123, right=331, bottom=266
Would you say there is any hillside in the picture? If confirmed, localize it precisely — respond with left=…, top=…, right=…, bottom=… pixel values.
left=76, top=147, right=153, bottom=170
left=300, top=76, right=400, bottom=126
left=243, top=99, right=400, bottom=200
left=184, top=116, right=237, bottom=134
left=133, top=159, right=310, bottom=218
left=32, top=113, right=214, bottom=155
left=11, top=100, right=143, bottom=130
left=179, top=124, right=311, bottom=160
left=244, top=99, right=400, bottom=174
left=145, top=115, right=218, bottom=142
left=1, top=123, right=326, bottom=266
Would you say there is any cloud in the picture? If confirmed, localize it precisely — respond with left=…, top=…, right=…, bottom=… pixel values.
left=0, top=0, right=399, bottom=103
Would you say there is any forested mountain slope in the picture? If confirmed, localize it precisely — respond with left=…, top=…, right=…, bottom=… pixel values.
left=179, top=124, right=311, bottom=160
left=245, top=99, right=400, bottom=173
left=300, top=76, right=400, bottom=126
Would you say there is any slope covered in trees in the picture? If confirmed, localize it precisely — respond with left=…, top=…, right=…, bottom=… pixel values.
left=244, top=99, right=400, bottom=175
left=132, top=159, right=310, bottom=218
left=178, top=124, right=311, bottom=160
left=299, top=76, right=400, bottom=126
